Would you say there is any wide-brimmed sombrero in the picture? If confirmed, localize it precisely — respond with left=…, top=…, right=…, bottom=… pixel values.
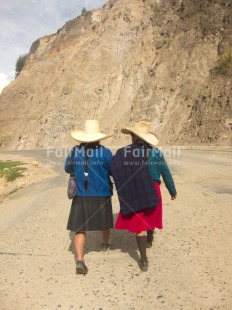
left=71, top=120, right=113, bottom=142
left=121, top=121, right=159, bottom=146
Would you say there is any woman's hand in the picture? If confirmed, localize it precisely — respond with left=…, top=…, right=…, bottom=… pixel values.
left=171, top=195, right=177, bottom=200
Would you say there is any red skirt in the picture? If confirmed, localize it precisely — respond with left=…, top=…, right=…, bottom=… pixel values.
left=115, top=182, right=163, bottom=233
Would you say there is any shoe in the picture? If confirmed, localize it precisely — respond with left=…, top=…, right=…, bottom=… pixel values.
left=138, top=259, right=148, bottom=272
left=76, top=260, right=88, bottom=274
left=101, top=243, right=110, bottom=251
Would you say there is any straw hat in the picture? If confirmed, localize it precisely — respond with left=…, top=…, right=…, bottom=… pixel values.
left=71, top=120, right=113, bottom=142
left=121, top=121, right=159, bottom=146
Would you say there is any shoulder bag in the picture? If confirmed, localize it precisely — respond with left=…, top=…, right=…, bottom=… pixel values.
left=67, top=146, right=77, bottom=199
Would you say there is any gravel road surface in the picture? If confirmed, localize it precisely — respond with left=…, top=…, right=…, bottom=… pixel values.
left=0, top=147, right=231, bottom=310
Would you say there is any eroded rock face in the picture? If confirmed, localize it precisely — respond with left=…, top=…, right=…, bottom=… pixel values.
left=0, top=0, right=231, bottom=150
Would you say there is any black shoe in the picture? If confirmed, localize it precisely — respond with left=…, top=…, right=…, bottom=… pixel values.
left=76, top=260, right=88, bottom=274
left=138, top=259, right=148, bottom=272
left=101, top=243, right=110, bottom=251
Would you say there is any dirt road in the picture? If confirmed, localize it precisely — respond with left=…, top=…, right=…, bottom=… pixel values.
left=0, top=147, right=231, bottom=310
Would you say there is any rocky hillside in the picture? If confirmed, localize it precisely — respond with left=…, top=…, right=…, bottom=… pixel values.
left=0, top=0, right=231, bottom=150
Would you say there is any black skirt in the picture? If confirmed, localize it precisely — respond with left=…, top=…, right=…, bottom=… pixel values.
left=67, top=196, right=113, bottom=232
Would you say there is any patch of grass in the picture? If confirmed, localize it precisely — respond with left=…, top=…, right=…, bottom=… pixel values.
left=8, top=187, right=20, bottom=195
left=0, top=160, right=27, bottom=182
left=218, top=50, right=232, bottom=75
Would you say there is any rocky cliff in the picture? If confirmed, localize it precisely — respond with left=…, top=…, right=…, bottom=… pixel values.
left=0, top=0, right=231, bottom=150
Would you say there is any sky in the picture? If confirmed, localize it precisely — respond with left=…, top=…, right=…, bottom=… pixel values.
left=0, top=0, right=107, bottom=92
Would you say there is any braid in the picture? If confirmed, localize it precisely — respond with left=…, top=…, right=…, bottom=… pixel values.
left=135, top=139, right=151, bottom=161
left=82, top=142, right=100, bottom=192
left=84, top=147, right=89, bottom=191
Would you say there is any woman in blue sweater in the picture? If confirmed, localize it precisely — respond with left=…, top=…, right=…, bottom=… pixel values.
left=65, top=120, right=113, bottom=274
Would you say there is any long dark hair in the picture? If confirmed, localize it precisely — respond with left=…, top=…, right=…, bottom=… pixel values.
left=82, top=142, right=100, bottom=191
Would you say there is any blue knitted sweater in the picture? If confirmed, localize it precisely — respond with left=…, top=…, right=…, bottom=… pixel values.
left=65, top=144, right=113, bottom=197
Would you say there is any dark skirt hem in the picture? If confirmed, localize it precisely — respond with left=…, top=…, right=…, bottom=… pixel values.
left=67, top=196, right=113, bottom=232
